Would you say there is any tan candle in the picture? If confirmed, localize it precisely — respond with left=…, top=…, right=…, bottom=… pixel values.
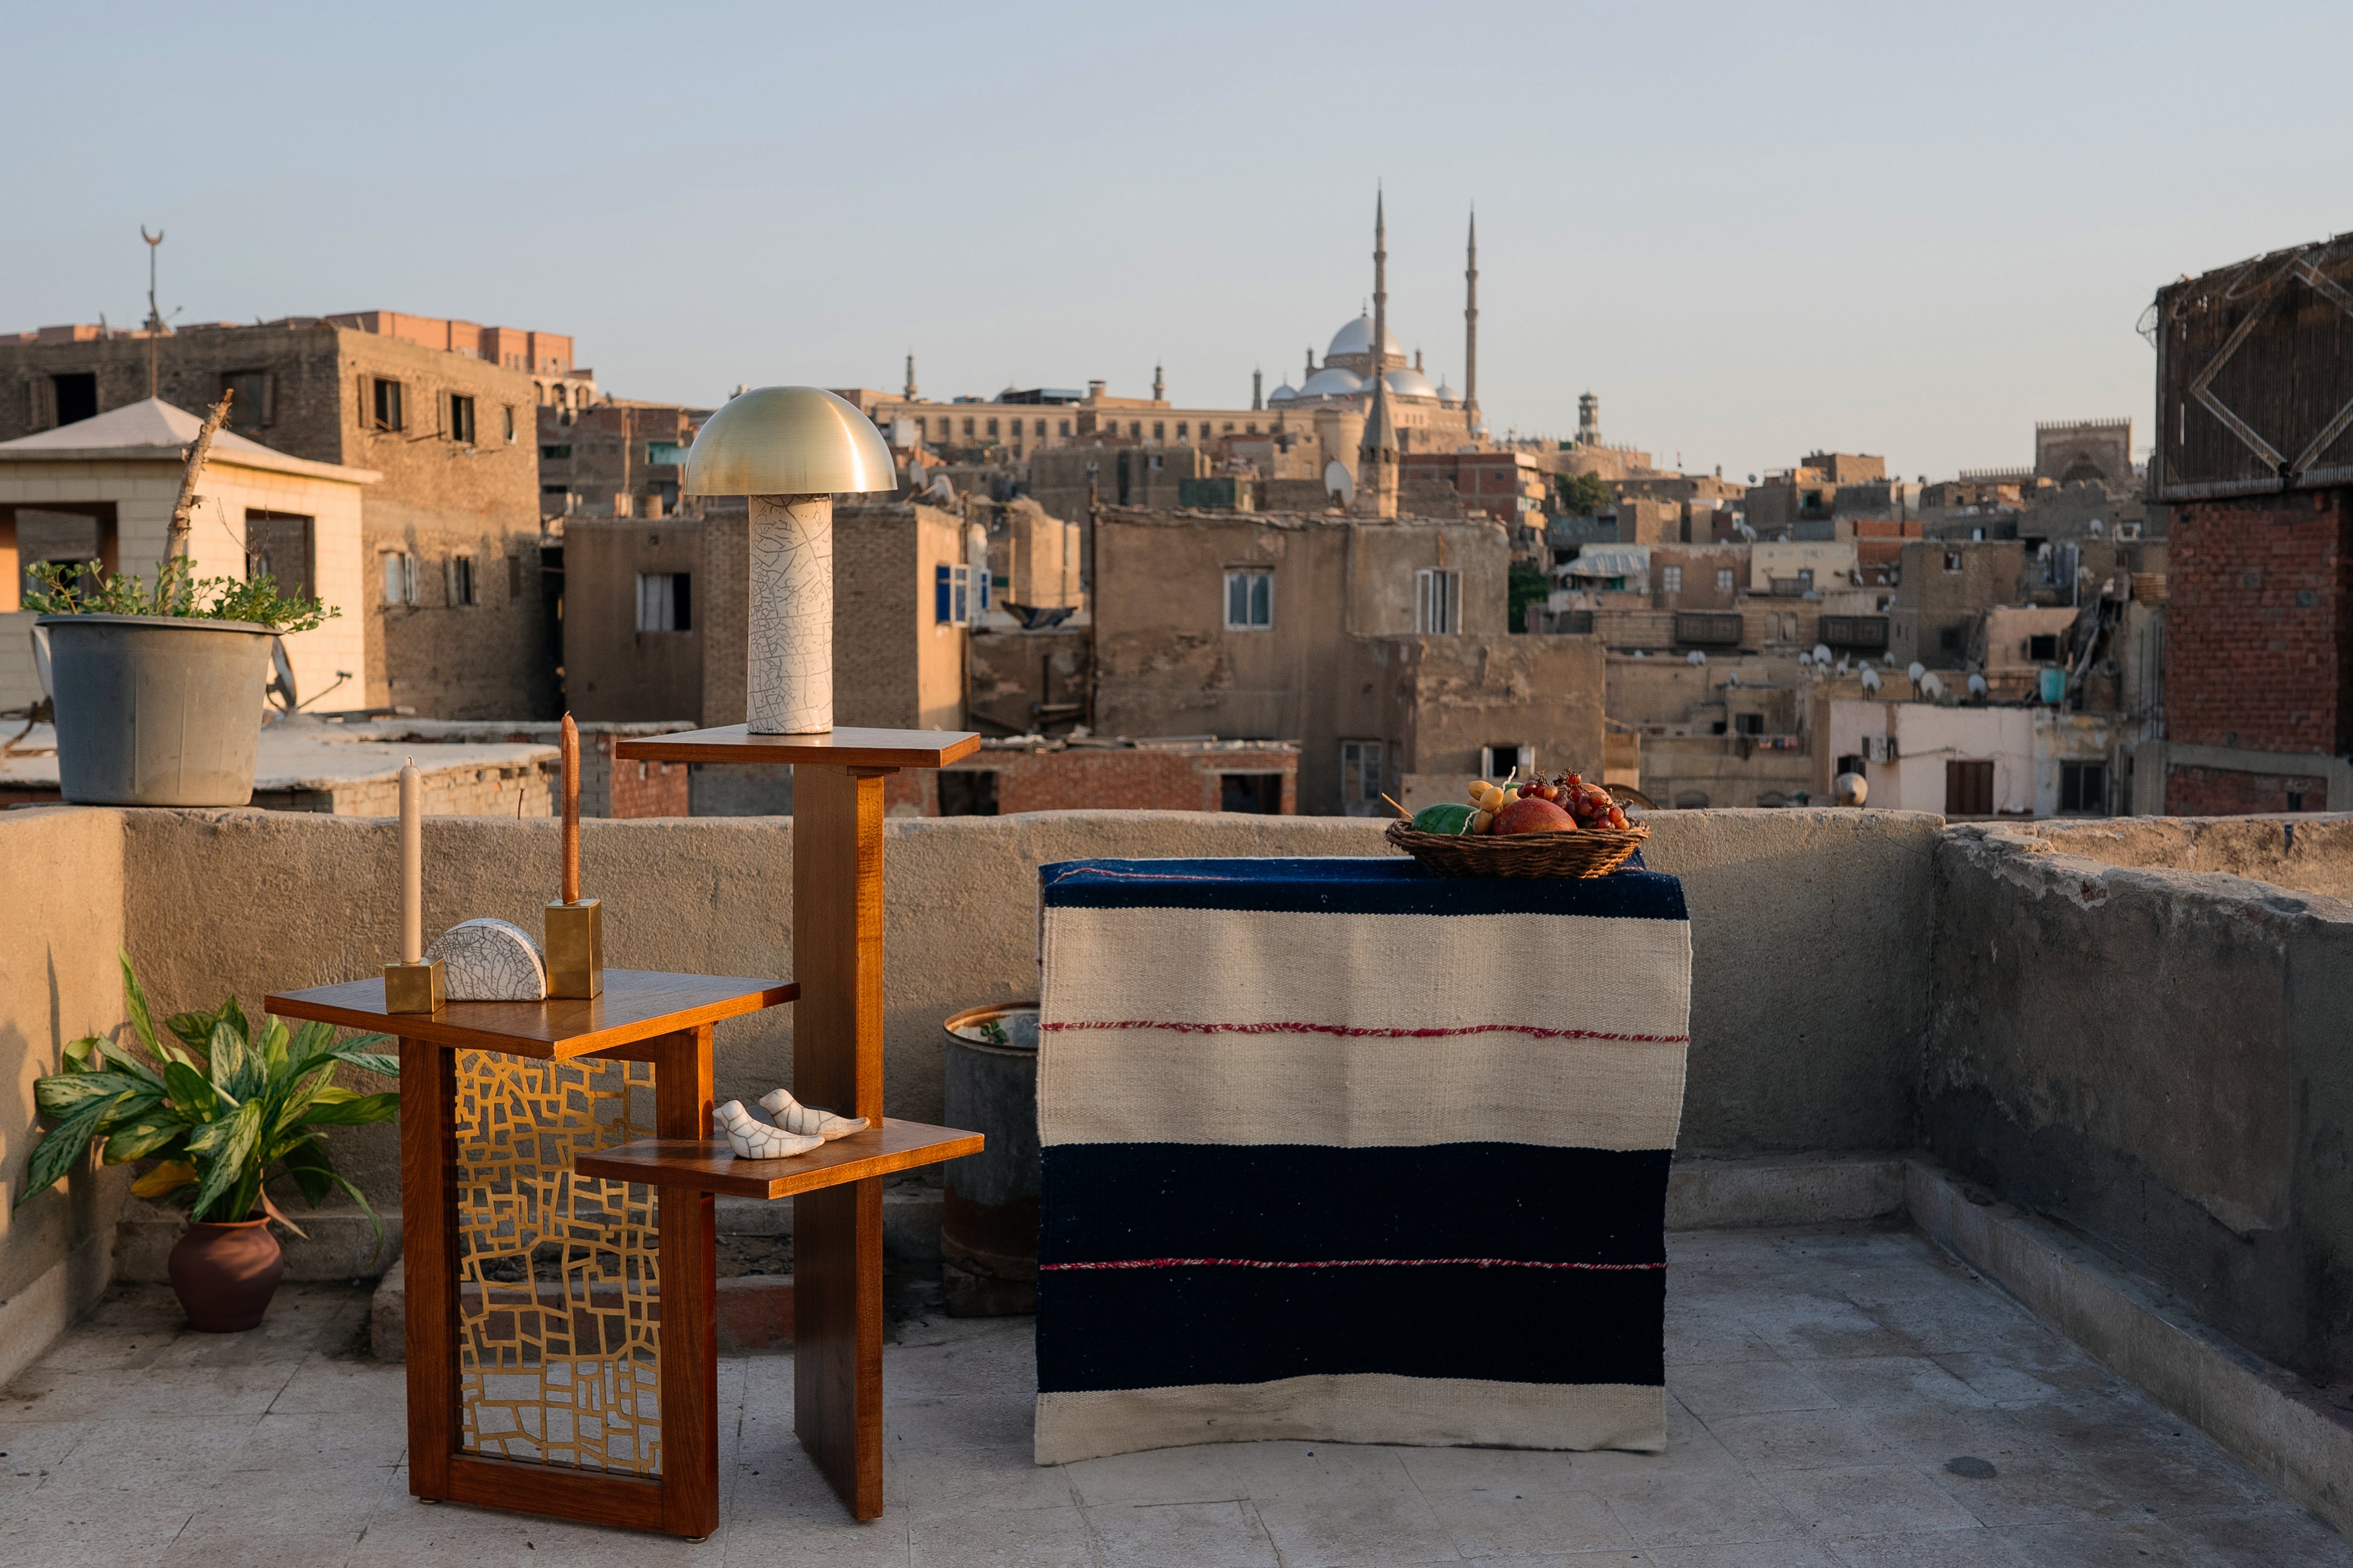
left=561, top=713, right=581, bottom=905
left=399, top=758, right=422, bottom=964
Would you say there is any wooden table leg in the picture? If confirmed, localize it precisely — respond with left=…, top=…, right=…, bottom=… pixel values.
left=399, top=1036, right=459, bottom=1502
left=654, top=1025, right=720, bottom=1538
left=792, top=763, right=890, bottom=1519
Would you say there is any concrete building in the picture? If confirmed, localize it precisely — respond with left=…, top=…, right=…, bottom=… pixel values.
left=1888, top=539, right=2026, bottom=668
left=0, top=399, right=373, bottom=715
left=0, top=316, right=558, bottom=718
left=1827, top=698, right=2123, bottom=817
left=538, top=399, right=705, bottom=521
left=1746, top=452, right=1886, bottom=534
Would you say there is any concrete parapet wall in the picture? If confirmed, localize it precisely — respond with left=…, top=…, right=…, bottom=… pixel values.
left=2008, top=812, right=2353, bottom=900
left=1928, top=823, right=2353, bottom=1376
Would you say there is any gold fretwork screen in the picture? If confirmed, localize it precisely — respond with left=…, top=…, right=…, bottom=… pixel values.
left=452, top=1050, right=662, bottom=1474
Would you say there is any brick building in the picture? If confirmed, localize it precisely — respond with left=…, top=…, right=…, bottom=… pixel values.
left=538, top=399, right=706, bottom=520
left=899, top=738, right=1298, bottom=816
left=2151, top=233, right=2353, bottom=813
left=0, top=317, right=558, bottom=718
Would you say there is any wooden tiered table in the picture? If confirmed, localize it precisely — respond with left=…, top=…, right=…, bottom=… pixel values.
left=611, top=724, right=982, bottom=1521
left=266, top=726, right=984, bottom=1537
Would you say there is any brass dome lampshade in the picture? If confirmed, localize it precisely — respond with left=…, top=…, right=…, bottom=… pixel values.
left=681, top=388, right=897, bottom=734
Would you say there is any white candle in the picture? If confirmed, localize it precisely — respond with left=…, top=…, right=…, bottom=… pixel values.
left=400, top=759, right=422, bottom=964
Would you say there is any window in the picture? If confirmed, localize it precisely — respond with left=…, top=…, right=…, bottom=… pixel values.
left=507, top=555, right=524, bottom=598
left=2060, top=761, right=2107, bottom=815
left=448, top=394, right=476, bottom=444
left=962, top=417, right=974, bottom=437
left=934, top=562, right=974, bottom=625
left=447, top=554, right=477, bottom=607
left=1416, top=568, right=1461, bottom=633
left=938, top=770, right=999, bottom=816
left=381, top=551, right=416, bottom=605
left=986, top=418, right=999, bottom=437
left=1225, top=569, right=1273, bottom=629
left=371, top=378, right=404, bottom=432
left=221, top=371, right=270, bottom=429
left=1176, top=422, right=1189, bottom=438
left=50, top=372, right=97, bottom=427
left=1661, top=564, right=1683, bottom=594
left=647, top=441, right=688, bottom=465
left=1480, top=744, right=1533, bottom=780
left=1340, top=741, right=1384, bottom=808
left=542, top=444, right=572, bottom=459
left=636, top=571, right=692, bottom=632
left=1735, top=713, right=1764, bottom=736
left=1245, top=422, right=1258, bottom=434
left=1033, top=419, right=1045, bottom=437
left=1152, top=421, right=1165, bottom=441
left=1945, top=758, right=1995, bottom=816
left=244, top=511, right=314, bottom=597
left=1716, top=567, right=1735, bottom=593
left=1797, top=568, right=1813, bottom=589
left=1130, top=421, right=1142, bottom=438
left=1944, top=550, right=1963, bottom=571
left=1221, top=773, right=1283, bottom=813
left=503, top=405, right=516, bottom=442
left=1836, top=753, right=1866, bottom=779
left=2028, top=633, right=2059, bottom=662
left=1058, top=418, right=1071, bottom=437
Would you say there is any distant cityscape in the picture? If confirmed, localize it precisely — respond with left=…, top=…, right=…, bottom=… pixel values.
left=1, top=203, right=2342, bottom=823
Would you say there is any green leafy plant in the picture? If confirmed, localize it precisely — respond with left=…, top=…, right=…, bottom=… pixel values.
left=22, top=554, right=338, bottom=634
left=17, top=953, right=398, bottom=1250
left=1557, top=470, right=1614, bottom=517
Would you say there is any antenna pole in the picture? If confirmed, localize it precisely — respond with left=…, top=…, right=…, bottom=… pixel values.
left=140, top=226, right=166, bottom=399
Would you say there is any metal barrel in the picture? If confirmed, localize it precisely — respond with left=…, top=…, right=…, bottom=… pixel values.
left=940, top=1002, right=1040, bottom=1316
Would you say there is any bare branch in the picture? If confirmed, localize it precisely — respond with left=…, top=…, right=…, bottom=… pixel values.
left=168, top=391, right=233, bottom=562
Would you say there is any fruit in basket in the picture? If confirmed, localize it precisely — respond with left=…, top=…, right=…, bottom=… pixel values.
left=1411, top=802, right=1477, bottom=835
left=1492, top=796, right=1576, bottom=836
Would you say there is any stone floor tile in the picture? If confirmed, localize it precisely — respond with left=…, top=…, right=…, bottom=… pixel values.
left=1928, top=1347, right=2121, bottom=1408
left=884, top=1393, right=1043, bottom=1453
left=2062, top=1421, right=2284, bottom=1517
left=2165, top=1503, right=2353, bottom=1565
left=1924, top=1440, right=2135, bottom=1528
left=1668, top=1359, right=1836, bottom=1420
left=1740, top=1295, right=1928, bottom=1361
left=1600, top=1469, right=1810, bottom=1549
left=345, top=1496, right=728, bottom=1567
left=1250, top=1458, right=1467, bottom=1565
left=907, top=1504, right=1094, bottom=1568
left=1754, top=1462, right=1982, bottom=1538
left=1992, top=1517, right=2208, bottom=1566
left=0, top=1506, right=196, bottom=1568
left=1702, top=1408, right=1894, bottom=1471
left=885, top=1439, right=1077, bottom=1518
left=1078, top=1499, right=1281, bottom=1567
left=1645, top=1544, right=1838, bottom=1567
left=1064, top=1442, right=1302, bottom=1508
left=721, top=1515, right=906, bottom=1568
left=0, top=1417, right=93, bottom=1501
left=0, top=1361, right=297, bottom=1421
left=1414, top=1473, right=1630, bottom=1560
left=266, top=1355, right=408, bottom=1414
left=1825, top=1528, right=2027, bottom=1567
left=1800, top=1356, right=1993, bottom=1411
left=230, top=1405, right=408, bottom=1471
left=1663, top=1300, right=1782, bottom=1367
left=1849, top=1292, right=2049, bottom=1359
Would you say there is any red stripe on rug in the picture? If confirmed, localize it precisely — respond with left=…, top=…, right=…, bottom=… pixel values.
left=1040, top=1020, right=1690, bottom=1044
left=1042, top=1257, right=1666, bottom=1272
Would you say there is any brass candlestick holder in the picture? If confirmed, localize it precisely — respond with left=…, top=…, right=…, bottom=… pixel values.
left=546, top=715, right=604, bottom=1000
left=384, top=958, right=446, bottom=1014
left=387, top=758, right=445, bottom=1012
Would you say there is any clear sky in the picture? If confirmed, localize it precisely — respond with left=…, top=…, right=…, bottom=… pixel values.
left=11, top=1, right=2350, bottom=481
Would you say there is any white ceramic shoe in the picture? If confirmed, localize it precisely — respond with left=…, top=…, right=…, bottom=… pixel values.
left=757, top=1088, right=870, bottom=1140
left=713, top=1099, right=824, bottom=1159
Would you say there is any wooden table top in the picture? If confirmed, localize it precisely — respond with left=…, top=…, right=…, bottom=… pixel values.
left=264, top=969, right=796, bottom=1059
left=575, top=1119, right=984, bottom=1199
left=612, top=724, right=981, bottom=770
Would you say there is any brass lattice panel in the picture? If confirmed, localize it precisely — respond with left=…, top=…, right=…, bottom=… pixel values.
left=454, top=1050, right=662, bottom=1474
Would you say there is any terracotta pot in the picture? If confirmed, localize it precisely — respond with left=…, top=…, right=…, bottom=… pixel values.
left=168, top=1218, right=284, bottom=1332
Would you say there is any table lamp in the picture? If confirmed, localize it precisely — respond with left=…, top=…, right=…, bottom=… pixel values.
left=680, top=387, right=898, bottom=733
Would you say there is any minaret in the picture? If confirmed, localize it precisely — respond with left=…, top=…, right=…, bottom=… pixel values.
left=904, top=352, right=918, bottom=400
left=1356, top=189, right=1399, bottom=518
left=1152, top=362, right=1165, bottom=403
left=1463, top=208, right=1481, bottom=439
left=1252, top=368, right=1263, bottom=411
left=1304, top=346, right=1316, bottom=379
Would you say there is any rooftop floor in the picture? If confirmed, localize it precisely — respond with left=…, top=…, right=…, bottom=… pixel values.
left=1, top=1227, right=2341, bottom=1567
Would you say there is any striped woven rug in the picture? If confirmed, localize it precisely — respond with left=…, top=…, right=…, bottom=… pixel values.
left=1033, top=855, right=1692, bottom=1465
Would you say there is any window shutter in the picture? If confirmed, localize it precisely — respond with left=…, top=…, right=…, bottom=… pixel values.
left=935, top=563, right=951, bottom=623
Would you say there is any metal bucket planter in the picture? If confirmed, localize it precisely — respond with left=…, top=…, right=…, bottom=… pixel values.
left=39, top=614, right=273, bottom=805
left=941, top=1002, right=1040, bottom=1316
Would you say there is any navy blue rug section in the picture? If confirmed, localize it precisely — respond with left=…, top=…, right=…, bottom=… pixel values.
left=1040, top=1144, right=1672, bottom=1267
left=1036, top=1263, right=1667, bottom=1392
left=1039, top=856, right=1688, bottom=921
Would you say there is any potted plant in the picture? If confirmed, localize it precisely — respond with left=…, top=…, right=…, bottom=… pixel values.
left=16, top=954, right=398, bottom=1332
left=25, top=392, right=339, bottom=806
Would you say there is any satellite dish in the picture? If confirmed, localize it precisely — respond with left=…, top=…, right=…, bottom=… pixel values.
left=1906, top=662, right=1927, bottom=684
left=1967, top=672, right=1989, bottom=698
left=1835, top=771, right=1868, bottom=807
left=1323, top=460, right=1356, bottom=507
left=1921, top=672, right=1948, bottom=700
left=1813, top=643, right=1833, bottom=665
left=28, top=624, right=53, bottom=701
left=1798, top=652, right=1813, bottom=668
left=1884, top=652, right=1897, bottom=666
left=267, top=637, right=299, bottom=712
left=1727, top=670, right=1741, bottom=686
left=1859, top=666, right=1883, bottom=692
left=1686, top=651, right=1706, bottom=666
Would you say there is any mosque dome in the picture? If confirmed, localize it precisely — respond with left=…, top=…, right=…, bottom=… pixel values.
left=1435, top=379, right=1458, bottom=403
left=1299, top=366, right=1367, bottom=397
left=1327, top=312, right=1403, bottom=362
left=1386, top=366, right=1439, bottom=399
left=1267, top=381, right=1301, bottom=403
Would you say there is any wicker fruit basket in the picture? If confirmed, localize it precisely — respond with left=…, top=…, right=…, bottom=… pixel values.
left=1385, top=818, right=1650, bottom=879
